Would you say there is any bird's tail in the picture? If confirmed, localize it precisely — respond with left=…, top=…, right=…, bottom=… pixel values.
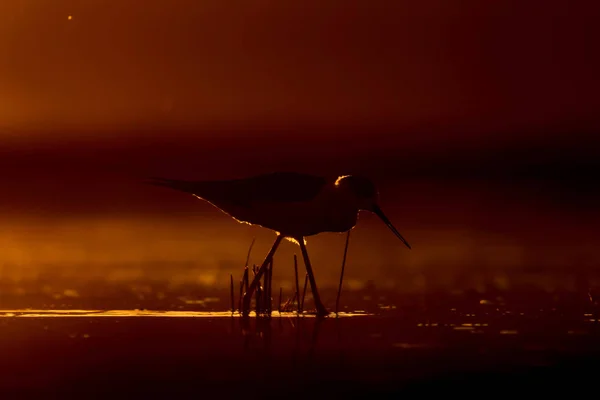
left=145, top=177, right=200, bottom=195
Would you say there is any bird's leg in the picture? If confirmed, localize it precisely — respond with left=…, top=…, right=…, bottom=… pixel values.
left=298, top=239, right=329, bottom=317
left=242, top=235, right=284, bottom=316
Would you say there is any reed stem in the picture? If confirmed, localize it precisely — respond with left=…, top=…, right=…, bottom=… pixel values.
left=300, top=273, right=308, bottom=313
left=335, top=230, right=351, bottom=315
left=230, top=274, right=235, bottom=313
left=294, top=254, right=300, bottom=314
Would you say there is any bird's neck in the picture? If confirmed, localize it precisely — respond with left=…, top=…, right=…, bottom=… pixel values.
left=323, top=188, right=360, bottom=218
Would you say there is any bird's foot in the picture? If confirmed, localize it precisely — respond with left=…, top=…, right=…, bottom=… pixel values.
left=315, top=306, right=330, bottom=318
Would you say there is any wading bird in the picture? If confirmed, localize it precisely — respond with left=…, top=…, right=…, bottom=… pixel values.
left=147, top=172, right=411, bottom=317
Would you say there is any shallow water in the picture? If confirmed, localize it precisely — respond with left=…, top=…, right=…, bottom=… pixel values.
left=1, top=309, right=600, bottom=397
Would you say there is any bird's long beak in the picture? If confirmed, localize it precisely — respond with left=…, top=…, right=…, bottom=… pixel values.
left=372, top=204, right=411, bottom=249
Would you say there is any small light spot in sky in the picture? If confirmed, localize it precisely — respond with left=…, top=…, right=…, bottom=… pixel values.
left=67, top=15, right=73, bottom=20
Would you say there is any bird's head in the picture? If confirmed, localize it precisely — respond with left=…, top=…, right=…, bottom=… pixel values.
left=334, top=175, right=411, bottom=249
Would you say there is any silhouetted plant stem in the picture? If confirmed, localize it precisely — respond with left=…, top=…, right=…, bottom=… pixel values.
left=245, top=237, right=256, bottom=268
left=256, top=283, right=262, bottom=316
left=278, top=287, right=283, bottom=315
left=241, top=266, right=249, bottom=314
left=283, top=294, right=296, bottom=311
left=300, top=273, right=308, bottom=313
left=230, top=274, right=235, bottom=313
left=335, top=230, right=351, bottom=315
left=294, top=254, right=300, bottom=314
left=243, top=267, right=249, bottom=293
left=239, top=238, right=255, bottom=315
left=270, top=260, right=274, bottom=313
left=265, top=259, right=273, bottom=316
left=238, top=279, right=244, bottom=314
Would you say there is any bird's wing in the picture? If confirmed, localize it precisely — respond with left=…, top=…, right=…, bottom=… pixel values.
left=147, top=172, right=328, bottom=207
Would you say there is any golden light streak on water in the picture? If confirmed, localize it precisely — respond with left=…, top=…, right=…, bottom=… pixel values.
left=0, top=310, right=373, bottom=318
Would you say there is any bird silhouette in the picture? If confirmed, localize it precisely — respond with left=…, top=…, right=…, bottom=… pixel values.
left=148, top=172, right=411, bottom=316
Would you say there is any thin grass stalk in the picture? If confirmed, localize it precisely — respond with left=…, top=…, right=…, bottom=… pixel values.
left=256, top=287, right=261, bottom=315
left=282, top=293, right=297, bottom=312
left=266, top=259, right=273, bottom=315
left=230, top=274, right=235, bottom=313
left=335, top=230, right=352, bottom=315
left=253, top=264, right=261, bottom=315
left=238, top=279, right=244, bottom=314
left=293, top=254, right=300, bottom=314
left=300, top=273, right=308, bottom=313
left=278, top=287, right=283, bottom=314
left=263, top=263, right=269, bottom=315
left=245, top=237, right=256, bottom=268
left=243, top=266, right=249, bottom=294
left=240, top=238, right=255, bottom=315
left=262, top=262, right=271, bottom=314
left=241, top=266, right=249, bottom=314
